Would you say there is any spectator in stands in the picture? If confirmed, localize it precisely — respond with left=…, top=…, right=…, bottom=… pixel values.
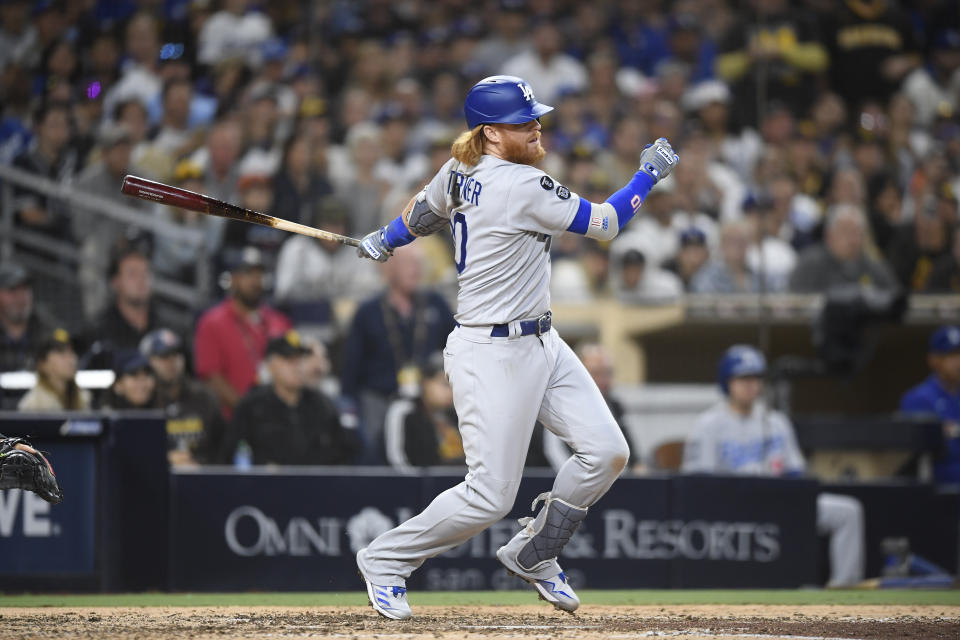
left=902, top=28, right=960, bottom=128
left=0, top=1, right=32, bottom=74
left=101, top=350, right=156, bottom=410
left=927, top=226, right=960, bottom=293
left=198, top=0, right=273, bottom=68
left=663, top=227, right=711, bottom=291
left=0, top=262, right=56, bottom=373
left=900, top=326, right=960, bottom=485
left=470, top=1, right=528, bottom=74
left=683, top=345, right=865, bottom=587
left=224, top=155, right=285, bottom=261
left=223, top=330, right=357, bottom=465
left=194, top=246, right=292, bottom=418
left=17, top=328, right=90, bottom=411
left=715, top=0, right=828, bottom=127
left=152, top=160, right=215, bottom=287
left=684, top=78, right=763, bottom=187
left=383, top=352, right=462, bottom=471
left=690, top=219, right=760, bottom=293
left=141, top=328, right=226, bottom=466
left=72, top=123, right=150, bottom=319
left=789, top=205, right=899, bottom=293
left=271, top=133, right=333, bottom=225
left=82, top=244, right=161, bottom=369
left=820, top=0, right=921, bottom=115
left=502, top=21, right=587, bottom=106
left=887, top=191, right=952, bottom=292
left=148, top=77, right=200, bottom=158
left=340, top=244, right=456, bottom=464
left=330, top=122, right=390, bottom=237
left=743, top=195, right=798, bottom=293
left=611, top=248, right=683, bottom=303
left=11, top=101, right=76, bottom=243
left=102, top=12, right=162, bottom=124
left=195, top=118, right=242, bottom=205
left=275, top=197, right=381, bottom=306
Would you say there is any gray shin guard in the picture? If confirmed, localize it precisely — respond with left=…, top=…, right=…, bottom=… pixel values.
left=516, top=494, right=588, bottom=573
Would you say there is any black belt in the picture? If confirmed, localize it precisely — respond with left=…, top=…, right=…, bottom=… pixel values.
left=490, top=311, right=552, bottom=337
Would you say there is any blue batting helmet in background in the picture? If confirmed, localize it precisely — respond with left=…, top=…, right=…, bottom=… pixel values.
left=717, top=345, right=767, bottom=394
left=463, top=75, right=554, bottom=129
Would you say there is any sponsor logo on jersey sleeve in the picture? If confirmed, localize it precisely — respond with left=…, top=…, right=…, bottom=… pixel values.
left=540, top=175, right=554, bottom=190
left=556, top=185, right=570, bottom=200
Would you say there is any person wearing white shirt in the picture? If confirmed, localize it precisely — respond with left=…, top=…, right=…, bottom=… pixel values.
left=502, top=22, right=587, bottom=104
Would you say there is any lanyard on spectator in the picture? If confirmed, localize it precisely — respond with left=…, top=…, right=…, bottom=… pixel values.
left=380, top=294, right=428, bottom=392
left=233, top=308, right=267, bottom=365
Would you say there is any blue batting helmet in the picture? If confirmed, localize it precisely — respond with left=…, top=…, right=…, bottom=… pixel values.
left=463, top=75, right=554, bottom=129
left=717, top=345, right=767, bottom=394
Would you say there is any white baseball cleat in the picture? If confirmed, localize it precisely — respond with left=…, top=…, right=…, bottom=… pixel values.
left=359, top=572, right=412, bottom=620
left=356, top=549, right=412, bottom=620
left=496, top=545, right=580, bottom=613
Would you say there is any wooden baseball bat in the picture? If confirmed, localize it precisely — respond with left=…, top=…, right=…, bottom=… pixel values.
left=120, top=174, right=361, bottom=247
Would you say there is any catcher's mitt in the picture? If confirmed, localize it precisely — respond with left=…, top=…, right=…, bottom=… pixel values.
left=0, top=436, right=63, bottom=504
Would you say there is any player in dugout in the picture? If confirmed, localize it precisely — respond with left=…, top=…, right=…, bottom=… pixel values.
left=353, top=75, right=678, bottom=619
left=682, top=345, right=865, bottom=588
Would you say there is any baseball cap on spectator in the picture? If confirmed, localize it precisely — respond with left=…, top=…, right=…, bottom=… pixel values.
left=929, top=326, right=960, bottom=355
left=679, top=227, right=707, bottom=247
left=620, top=248, right=646, bottom=267
left=311, top=197, right=350, bottom=228
left=107, top=242, right=150, bottom=278
left=173, top=159, right=205, bottom=182
left=229, top=246, right=266, bottom=273
left=931, top=29, right=960, bottom=52
left=35, top=328, right=73, bottom=361
left=31, top=0, right=55, bottom=16
left=139, top=328, right=183, bottom=358
left=114, top=350, right=153, bottom=377
left=0, top=262, right=31, bottom=289
left=266, top=330, right=311, bottom=358
left=682, top=80, right=731, bottom=112
left=669, top=13, right=701, bottom=33
left=237, top=152, right=277, bottom=191
left=97, top=122, right=132, bottom=148
left=261, top=38, right=288, bottom=63
left=299, top=95, right=326, bottom=117
left=421, top=350, right=446, bottom=379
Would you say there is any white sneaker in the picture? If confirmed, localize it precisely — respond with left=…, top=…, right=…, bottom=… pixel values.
left=496, top=545, right=580, bottom=613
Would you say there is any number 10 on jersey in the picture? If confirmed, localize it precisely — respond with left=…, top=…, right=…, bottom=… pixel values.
left=451, top=212, right=467, bottom=273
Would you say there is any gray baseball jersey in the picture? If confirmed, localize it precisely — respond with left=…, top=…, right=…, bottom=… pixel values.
left=357, top=153, right=628, bottom=588
left=681, top=401, right=806, bottom=476
left=423, top=156, right=581, bottom=325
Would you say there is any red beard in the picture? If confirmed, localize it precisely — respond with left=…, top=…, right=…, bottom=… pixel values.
left=501, top=134, right=546, bottom=165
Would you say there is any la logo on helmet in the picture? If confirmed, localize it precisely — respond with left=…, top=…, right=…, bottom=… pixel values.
left=517, top=83, right=533, bottom=102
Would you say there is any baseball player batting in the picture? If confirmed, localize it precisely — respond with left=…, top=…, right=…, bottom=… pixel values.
left=354, top=75, right=679, bottom=620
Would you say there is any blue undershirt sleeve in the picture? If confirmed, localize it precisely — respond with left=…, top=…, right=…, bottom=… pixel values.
left=605, top=171, right=656, bottom=228
left=383, top=215, right=416, bottom=249
left=566, top=197, right=592, bottom=234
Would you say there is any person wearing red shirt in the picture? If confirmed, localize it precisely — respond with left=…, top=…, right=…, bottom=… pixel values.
left=194, top=247, right=291, bottom=417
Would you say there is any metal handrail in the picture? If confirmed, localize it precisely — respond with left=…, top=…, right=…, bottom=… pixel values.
left=0, top=162, right=212, bottom=319
left=0, top=164, right=204, bottom=244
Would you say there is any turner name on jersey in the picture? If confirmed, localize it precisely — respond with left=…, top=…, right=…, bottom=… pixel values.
left=425, top=157, right=581, bottom=326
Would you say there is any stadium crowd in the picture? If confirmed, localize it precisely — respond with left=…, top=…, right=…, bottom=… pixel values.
left=1, top=0, right=959, bottom=470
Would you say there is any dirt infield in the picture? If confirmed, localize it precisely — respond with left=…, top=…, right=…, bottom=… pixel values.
left=3, top=605, right=959, bottom=640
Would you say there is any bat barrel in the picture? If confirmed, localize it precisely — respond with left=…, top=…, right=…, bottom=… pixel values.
left=121, top=175, right=209, bottom=212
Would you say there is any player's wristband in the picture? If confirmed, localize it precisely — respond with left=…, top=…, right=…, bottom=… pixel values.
left=605, top=170, right=656, bottom=228
left=383, top=215, right=416, bottom=249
